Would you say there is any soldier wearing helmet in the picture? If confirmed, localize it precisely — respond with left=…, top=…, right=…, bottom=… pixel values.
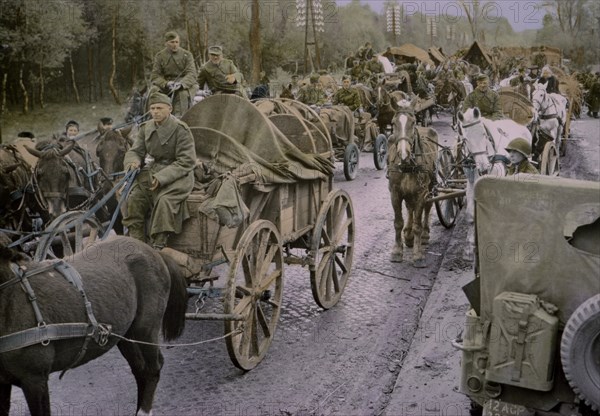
left=505, top=137, right=539, bottom=175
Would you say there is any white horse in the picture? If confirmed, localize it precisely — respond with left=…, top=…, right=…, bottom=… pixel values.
left=456, top=107, right=533, bottom=260
left=531, top=82, right=567, bottom=155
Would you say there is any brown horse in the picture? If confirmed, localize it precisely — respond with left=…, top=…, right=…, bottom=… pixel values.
left=0, top=145, right=36, bottom=232
left=0, top=236, right=187, bottom=415
left=387, top=100, right=438, bottom=268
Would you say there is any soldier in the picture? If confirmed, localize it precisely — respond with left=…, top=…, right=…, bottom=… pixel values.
left=344, top=51, right=355, bottom=73
left=505, top=138, right=539, bottom=175
left=462, top=74, right=503, bottom=120
left=123, top=92, right=196, bottom=249
left=587, top=72, right=600, bottom=118
left=362, top=41, right=374, bottom=61
left=64, top=120, right=80, bottom=139
left=537, top=66, right=560, bottom=95
left=349, top=59, right=367, bottom=84
left=197, top=45, right=246, bottom=97
left=333, top=75, right=362, bottom=111
left=151, top=31, right=198, bottom=117
left=297, top=73, right=326, bottom=106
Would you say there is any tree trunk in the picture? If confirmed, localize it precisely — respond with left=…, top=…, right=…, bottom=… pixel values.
left=19, top=65, right=29, bottom=114
left=108, top=6, right=121, bottom=105
left=97, top=43, right=103, bottom=99
left=0, top=72, right=7, bottom=143
left=88, top=44, right=94, bottom=102
left=39, top=62, right=45, bottom=109
left=69, top=53, right=81, bottom=104
left=249, top=0, right=261, bottom=85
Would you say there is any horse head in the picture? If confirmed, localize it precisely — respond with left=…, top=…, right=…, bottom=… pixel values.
left=96, top=130, right=129, bottom=176
left=391, top=100, right=418, bottom=163
left=457, top=107, right=494, bottom=174
left=26, top=140, right=75, bottom=220
left=125, top=88, right=148, bottom=123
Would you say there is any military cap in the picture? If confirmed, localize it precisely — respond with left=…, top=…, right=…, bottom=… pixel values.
left=148, top=92, right=172, bottom=106
left=100, top=117, right=113, bottom=124
left=309, top=73, right=320, bottom=83
left=17, top=131, right=35, bottom=139
left=342, top=75, right=351, bottom=82
left=164, top=31, right=179, bottom=41
left=505, top=137, right=531, bottom=157
left=476, top=73, right=489, bottom=82
left=65, top=120, right=79, bottom=129
left=208, top=45, right=223, bottom=55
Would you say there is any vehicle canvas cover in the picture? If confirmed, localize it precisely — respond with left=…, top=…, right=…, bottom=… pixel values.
left=474, top=175, right=600, bottom=325
left=181, top=94, right=334, bottom=185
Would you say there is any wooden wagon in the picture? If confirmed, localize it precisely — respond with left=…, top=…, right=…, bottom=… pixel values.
left=167, top=95, right=355, bottom=370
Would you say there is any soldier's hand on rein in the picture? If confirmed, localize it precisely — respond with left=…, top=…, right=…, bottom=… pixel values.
left=167, top=81, right=175, bottom=90
left=125, top=162, right=140, bottom=172
left=149, top=177, right=160, bottom=191
left=225, top=74, right=236, bottom=84
left=172, top=82, right=182, bottom=91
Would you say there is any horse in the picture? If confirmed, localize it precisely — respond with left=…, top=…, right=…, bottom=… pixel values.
left=0, top=144, right=37, bottom=232
left=376, top=82, right=411, bottom=133
left=456, top=107, right=533, bottom=259
left=125, top=87, right=150, bottom=124
left=0, top=236, right=188, bottom=415
left=387, top=99, right=438, bottom=268
left=531, top=82, right=567, bottom=156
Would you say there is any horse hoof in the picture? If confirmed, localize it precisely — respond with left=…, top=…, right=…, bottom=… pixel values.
left=390, top=253, right=403, bottom=263
left=413, top=258, right=427, bottom=268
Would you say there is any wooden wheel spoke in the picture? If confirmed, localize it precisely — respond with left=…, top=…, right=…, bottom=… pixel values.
left=258, top=269, right=281, bottom=293
left=255, top=229, right=269, bottom=266
left=332, top=218, right=353, bottom=243
left=334, top=254, right=348, bottom=276
left=258, top=244, right=279, bottom=278
left=256, top=304, right=271, bottom=338
left=242, top=254, right=256, bottom=288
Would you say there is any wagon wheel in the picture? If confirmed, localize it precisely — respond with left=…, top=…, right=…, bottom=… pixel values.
left=310, top=189, right=355, bottom=309
left=560, top=294, right=600, bottom=411
left=34, top=211, right=105, bottom=261
left=224, top=220, right=284, bottom=371
left=343, top=142, right=360, bottom=181
left=435, top=148, right=462, bottom=228
left=540, top=141, right=560, bottom=176
left=373, top=134, right=388, bottom=170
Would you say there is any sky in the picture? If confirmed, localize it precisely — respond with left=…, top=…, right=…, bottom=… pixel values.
left=335, top=0, right=547, bottom=31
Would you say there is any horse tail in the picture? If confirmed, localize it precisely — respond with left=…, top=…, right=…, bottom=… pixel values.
left=158, top=251, right=188, bottom=341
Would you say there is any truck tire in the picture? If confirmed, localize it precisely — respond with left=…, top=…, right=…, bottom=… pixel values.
left=560, top=294, right=600, bottom=411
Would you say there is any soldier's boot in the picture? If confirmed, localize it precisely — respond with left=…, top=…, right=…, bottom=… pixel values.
left=127, top=225, right=147, bottom=243
left=151, top=232, right=170, bottom=250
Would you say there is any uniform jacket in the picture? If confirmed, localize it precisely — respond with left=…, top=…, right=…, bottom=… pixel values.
left=463, top=88, right=503, bottom=120
left=365, top=60, right=384, bottom=75
left=507, top=159, right=539, bottom=175
left=333, top=87, right=362, bottom=111
left=297, top=85, right=326, bottom=106
left=198, top=59, right=244, bottom=94
left=151, top=47, right=198, bottom=91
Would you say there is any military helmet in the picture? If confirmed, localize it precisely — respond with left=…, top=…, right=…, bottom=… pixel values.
left=505, top=137, right=531, bottom=157
left=309, top=73, right=320, bottom=83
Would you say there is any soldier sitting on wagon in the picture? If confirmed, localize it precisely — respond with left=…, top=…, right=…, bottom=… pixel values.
left=333, top=75, right=362, bottom=112
left=462, top=74, right=503, bottom=120
left=505, top=138, right=539, bottom=175
left=197, top=45, right=247, bottom=98
left=297, top=74, right=326, bottom=106
left=151, top=31, right=199, bottom=117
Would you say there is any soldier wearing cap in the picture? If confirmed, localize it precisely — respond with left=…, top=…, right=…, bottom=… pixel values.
left=122, top=92, right=196, bottom=249
left=297, top=73, right=326, bottom=106
left=505, top=137, right=538, bottom=175
left=151, top=31, right=198, bottom=117
left=349, top=59, right=368, bottom=84
left=64, top=120, right=80, bottom=139
left=197, top=45, right=246, bottom=97
left=333, top=75, right=362, bottom=112
left=462, top=73, right=503, bottom=120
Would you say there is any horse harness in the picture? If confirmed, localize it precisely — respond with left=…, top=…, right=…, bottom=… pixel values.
left=459, top=119, right=510, bottom=172
left=0, top=260, right=111, bottom=377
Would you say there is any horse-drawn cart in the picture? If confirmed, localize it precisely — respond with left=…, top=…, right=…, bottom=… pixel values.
left=169, top=95, right=354, bottom=369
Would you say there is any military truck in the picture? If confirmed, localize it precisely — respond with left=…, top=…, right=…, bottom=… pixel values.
left=453, top=174, right=600, bottom=415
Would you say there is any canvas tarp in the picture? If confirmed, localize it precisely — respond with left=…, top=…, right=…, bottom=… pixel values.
left=474, top=175, right=600, bottom=324
left=390, top=44, right=434, bottom=66
left=181, top=94, right=334, bottom=185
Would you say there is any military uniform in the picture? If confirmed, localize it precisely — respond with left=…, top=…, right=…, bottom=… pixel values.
left=349, top=63, right=367, bottom=84
left=198, top=59, right=245, bottom=97
left=587, top=75, right=600, bottom=117
left=123, top=114, right=196, bottom=246
left=507, top=159, right=539, bottom=175
left=297, top=84, right=326, bottom=106
left=151, top=47, right=198, bottom=116
left=463, top=88, right=503, bottom=120
left=333, top=87, right=362, bottom=111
